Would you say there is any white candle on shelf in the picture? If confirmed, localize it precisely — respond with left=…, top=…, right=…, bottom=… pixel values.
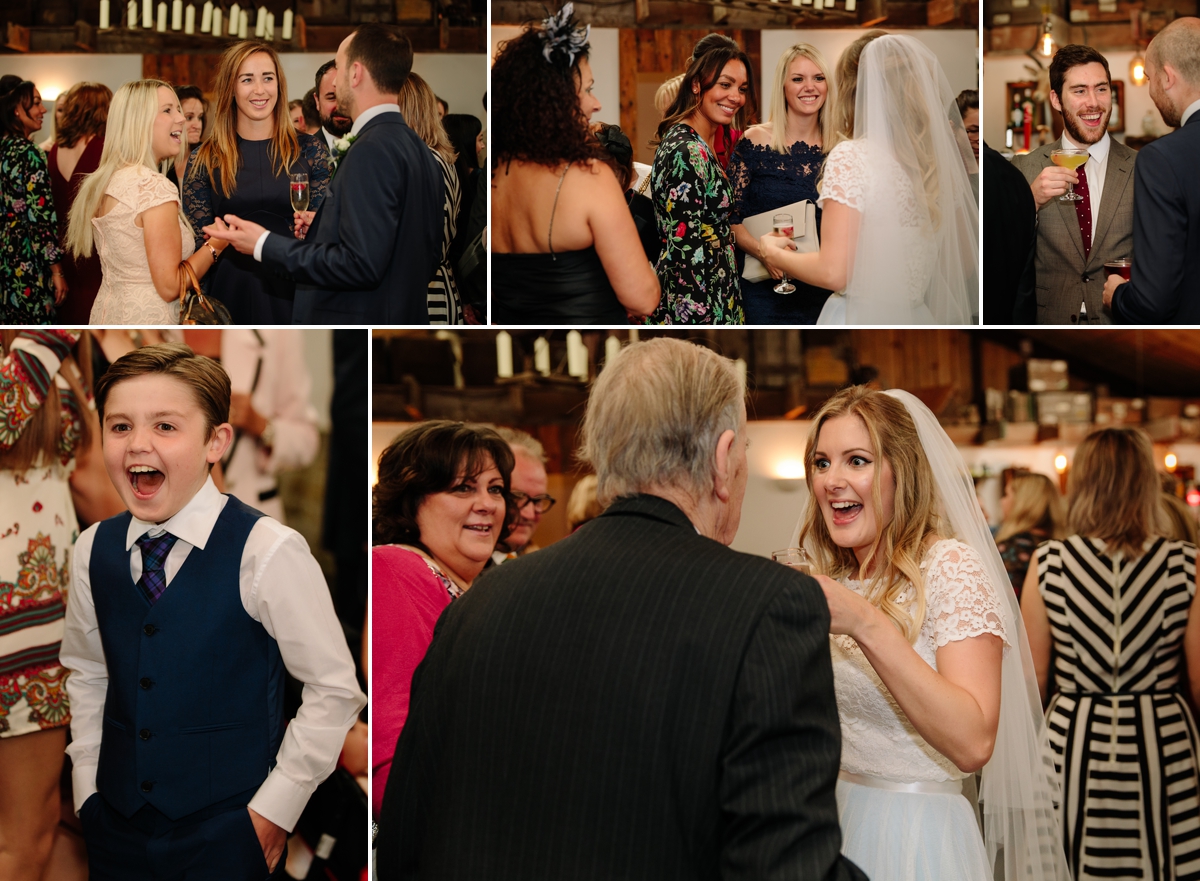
left=238, top=9, right=248, bottom=37
left=496, top=332, right=514, bottom=379
left=184, top=2, right=195, bottom=32
left=735, top=358, right=748, bottom=389
left=100, top=0, right=111, bottom=28
left=143, top=0, right=153, bottom=27
left=534, top=337, right=550, bottom=376
left=211, top=6, right=221, bottom=34
left=604, top=335, right=620, bottom=366
left=566, top=331, right=587, bottom=379
left=281, top=8, right=292, bottom=39
left=628, top=328, right=639, bottom=343
left=128, top=0, right=138, bottom=26
left=255, top=6, right=265, bottom=35
left=172, top=0, right=182, bottom=29
left=229, top=2, right=240, bottom=31
left=266, top=11, right=274, bottom=39
left=200, top=0, right=211, bottom=30
left=157, top=2, right=168, bottom=31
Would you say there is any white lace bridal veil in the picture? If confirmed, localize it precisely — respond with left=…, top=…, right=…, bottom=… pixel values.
left=791, top=390, right=1070, bottom=881
left=844, top=36, right=978, bottom=324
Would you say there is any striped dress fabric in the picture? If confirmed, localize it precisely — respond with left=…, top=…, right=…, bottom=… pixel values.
left=1036, top=535, right=1200, bottom=880
left=426, top=148, right=464, bottom=325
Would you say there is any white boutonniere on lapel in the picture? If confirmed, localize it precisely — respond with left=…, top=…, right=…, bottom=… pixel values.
left=330, top=134, right=358, bottom=176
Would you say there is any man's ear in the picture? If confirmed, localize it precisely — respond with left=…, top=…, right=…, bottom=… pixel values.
left=1048, top=90, right=1063, bottom=113
left=1162, top=62, right=1180, bottom=91
left=206, top=422, right=234, bottom=466
left=712, top=428, right=736, bottom=503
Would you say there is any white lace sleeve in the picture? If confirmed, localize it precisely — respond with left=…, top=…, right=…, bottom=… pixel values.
left=131, top=166, right=181, bottom=216
left=817, top=140, right=868, bottom=212
left=924, top=540, right=1009, bottom=649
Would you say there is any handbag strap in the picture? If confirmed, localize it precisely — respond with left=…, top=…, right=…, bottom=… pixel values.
left=178, top=260, right=202, bottom=298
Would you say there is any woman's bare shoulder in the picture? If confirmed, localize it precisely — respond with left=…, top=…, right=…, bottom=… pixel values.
left=742, top=123, right=773, bottom=145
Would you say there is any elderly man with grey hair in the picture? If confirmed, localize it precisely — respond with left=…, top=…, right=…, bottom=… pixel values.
left=377, top=337, right=865, bottom=881
left=1104, top=16, right=1200, bottom=321
left=491, top=426, right=552, bottom=560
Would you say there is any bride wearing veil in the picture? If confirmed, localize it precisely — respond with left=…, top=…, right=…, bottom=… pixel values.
left=759, top=33, right=977, bottom=324
left=793, top=386, right=1068, bottom=880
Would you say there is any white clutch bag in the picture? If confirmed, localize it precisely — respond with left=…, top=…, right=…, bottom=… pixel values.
left=741, top=199, right=819, bottom=282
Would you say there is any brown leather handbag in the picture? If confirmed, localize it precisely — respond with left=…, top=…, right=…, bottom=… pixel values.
left=177, top=260, right=232, bottom=325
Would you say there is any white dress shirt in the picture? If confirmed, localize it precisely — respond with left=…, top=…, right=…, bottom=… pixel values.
left=61, top=477, right=366, bottom=832
left=1182, top=98, right=1200, bottom=127
left=253, top=103, right=402, bottom=262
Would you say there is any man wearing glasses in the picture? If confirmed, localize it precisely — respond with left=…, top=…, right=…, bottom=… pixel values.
left=493, top=427, right=555, bottom=561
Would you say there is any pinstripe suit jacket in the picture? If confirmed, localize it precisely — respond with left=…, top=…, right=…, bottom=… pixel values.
left=377, top=493, right=866, bottom=881
left=1012, top=138, right=1136, bottom=324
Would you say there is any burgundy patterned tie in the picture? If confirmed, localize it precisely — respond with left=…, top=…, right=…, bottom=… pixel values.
left=1074, top=163, right=1092, bottom=261
left=136, top=531, right=178, bottom=604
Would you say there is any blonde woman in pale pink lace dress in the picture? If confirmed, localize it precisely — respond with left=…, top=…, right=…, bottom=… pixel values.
left=67, top=79, right=228, bottom=325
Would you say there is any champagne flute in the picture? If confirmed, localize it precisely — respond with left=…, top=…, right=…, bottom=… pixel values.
left=771, top=547, right=811, bottom=574
left=772, top=212, right=796, bottom=295
left=289, top=172, right=310, bottom=212
left=1050, top=148, right=1088, bottom=202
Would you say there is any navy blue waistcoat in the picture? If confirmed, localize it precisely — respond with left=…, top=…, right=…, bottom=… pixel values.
left=90, top=495, right=285, bottom=820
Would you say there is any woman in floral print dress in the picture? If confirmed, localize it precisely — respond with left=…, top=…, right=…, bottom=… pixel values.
left=649, top=40, right=755, bottom=325
left=0, top=330, right=99, bottom=877
left=0, top=77, right=67, bottom=324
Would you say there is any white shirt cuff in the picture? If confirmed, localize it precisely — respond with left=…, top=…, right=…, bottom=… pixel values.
left=253, top=230, right=271, bottom=263
left=248, top=766, right=315, bottom=832
left=71, top=761, right=99, bottom=815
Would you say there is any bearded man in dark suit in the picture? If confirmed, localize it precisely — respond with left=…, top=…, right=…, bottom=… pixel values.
left=1104, top=16, right=1200, bottom=323
left=207, top=23, right=441, bottom=325
left=376, top=337, right=866, bottom=881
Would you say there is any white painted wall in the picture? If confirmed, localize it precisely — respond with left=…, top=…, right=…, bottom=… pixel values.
left=761, top=29, right=980, bottom=102
left=982, top=51, right=1167, bottom=151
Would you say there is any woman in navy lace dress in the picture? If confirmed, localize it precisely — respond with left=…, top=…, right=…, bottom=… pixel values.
left=183, top=41, right=329, bottom=324
left=728, top=44, right=833, bottom=324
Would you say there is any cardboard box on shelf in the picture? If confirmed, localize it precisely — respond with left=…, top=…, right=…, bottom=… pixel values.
left=1027, top=359, right=1069, bottom=393
left=1036, top=391, right=1093, bottom=425
left=1094, top=397, right=1145, bottom=425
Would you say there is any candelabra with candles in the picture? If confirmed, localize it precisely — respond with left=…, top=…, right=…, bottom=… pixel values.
left=101, top=0, right=296, bottom=42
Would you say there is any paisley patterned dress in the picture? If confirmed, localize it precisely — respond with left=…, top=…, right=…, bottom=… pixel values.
left=0, top=329, right=83, bottom=739
left=648, top=123, right=744, bottom=325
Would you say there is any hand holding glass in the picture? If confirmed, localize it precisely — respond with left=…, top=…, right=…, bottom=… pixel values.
left=771, top=547, right=810, bottom=574
left=772, top=213, right=797, bottom=295
left=1050, top=149, right=1088, bottom=202
left=289, top=173, right=310, bottom=212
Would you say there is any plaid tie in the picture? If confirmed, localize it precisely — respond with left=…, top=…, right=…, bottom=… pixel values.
left=136, top=531, right=178, bottom=605
left=1075, top=163, right=1092, bottom=261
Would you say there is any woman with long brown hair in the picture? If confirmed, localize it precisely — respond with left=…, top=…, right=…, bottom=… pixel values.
left=47, top=81, right=112, bottom=324
left=1022, top=427, right=1200, bottom=879
left=0, top=329, right=120, bottom=881
left=183, top=39, right=331, bottom=324
left=649, top=38, right=756, bottom=325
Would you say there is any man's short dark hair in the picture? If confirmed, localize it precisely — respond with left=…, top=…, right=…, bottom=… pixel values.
left=300, top=88, right=321, bottom=129
left=315, top=58, right=336, bottom=93
left=1049, top=45, right=1112, bottom=98
left=346, top=23, right=413, bottom=96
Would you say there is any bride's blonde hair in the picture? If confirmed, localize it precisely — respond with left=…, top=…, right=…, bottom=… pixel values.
left=67, top=79, right=190, bottom=259
left=798, top=385, right=941, bottom=642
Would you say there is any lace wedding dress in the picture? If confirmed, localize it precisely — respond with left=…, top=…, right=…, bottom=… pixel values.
left=832, top=539, right=1008, bottom=879
left=89, top=164, right=193, bottom=325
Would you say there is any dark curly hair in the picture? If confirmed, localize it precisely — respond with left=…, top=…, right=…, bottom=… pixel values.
left=373, top=420, right=518, bottom=549
left=492, top=27, right=604, bottom=167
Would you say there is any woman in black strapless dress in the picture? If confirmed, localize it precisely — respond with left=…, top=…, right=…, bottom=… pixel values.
left=491, top=6, right=659, bottom=324
left=184, top=41, right=329, bottom=325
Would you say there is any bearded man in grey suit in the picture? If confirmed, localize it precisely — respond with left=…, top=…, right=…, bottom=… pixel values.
left=1012, top=45, right=1135, bottom=324
left=378, top=337, right=866, bottom=881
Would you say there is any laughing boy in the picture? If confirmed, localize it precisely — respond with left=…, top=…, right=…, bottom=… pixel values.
left=60, top=343, right=365, bottom=879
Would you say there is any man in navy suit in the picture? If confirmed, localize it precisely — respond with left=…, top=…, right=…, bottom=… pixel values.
left=1104, top=17, right=1200, bottom=322
left=208, top=24, right=441, bottom=325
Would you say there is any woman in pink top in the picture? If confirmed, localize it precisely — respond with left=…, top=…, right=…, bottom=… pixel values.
left=371, top=421, right=516, bottom=817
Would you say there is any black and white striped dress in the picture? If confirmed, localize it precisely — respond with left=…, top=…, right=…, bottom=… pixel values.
left=427, top=149, right=463, bottom=325
left=1036, top=535, right=1200, bottom=879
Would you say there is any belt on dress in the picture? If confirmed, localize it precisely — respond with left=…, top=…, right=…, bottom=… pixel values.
left=838, top=771, right=964, bottom=795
